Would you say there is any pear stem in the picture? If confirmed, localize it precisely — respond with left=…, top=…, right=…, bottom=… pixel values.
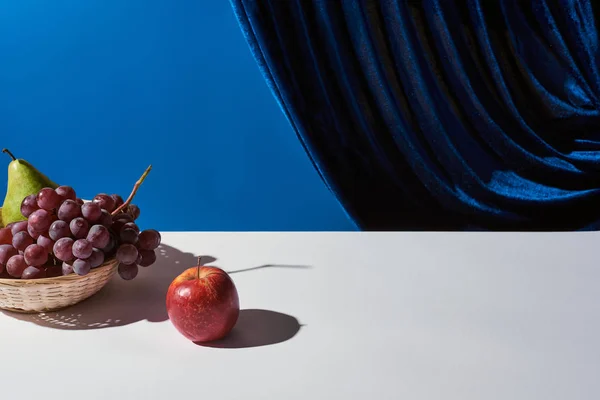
left=197, top=256, right=202, bottom=279
left=2, top=149, right=16, bottom=161
left=111, top=165, right=152, bottom=216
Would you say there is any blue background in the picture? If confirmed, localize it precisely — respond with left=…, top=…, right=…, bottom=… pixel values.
left=0, top=0, right=355, bottom=231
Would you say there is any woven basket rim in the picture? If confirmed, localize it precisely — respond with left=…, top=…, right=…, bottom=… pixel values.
left=0, top=258, right=118, bottom=287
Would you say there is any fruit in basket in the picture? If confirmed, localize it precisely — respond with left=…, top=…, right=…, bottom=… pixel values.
left=24, top=244, right=48, bottom=267
left=55, top=185, right=76, bottom=201
left=139, top=229, right=161, bottom=250
left=6, top=255, right=27, bottom=277
left=0, top=244, right=18, bottom=265
left=93, top=194, right=116, bottom=213
left=12, top=231, right=34, bottom=251
left=49, top=220, right=70, bottom=241
left=0, top=227, right=12, bottom=245
left=166, top=258, right=240, bottom=343
left=0, top=159, right=161, bottom=280
left=20, top=194, right=40, bottom=218
left=70, top=217, right=89, bottom=239
left=87, top=225, right=110, bottom=248
left=138, top=249, right=156, bottom=267
left=73, top=239, right=93, bottom=259
left=88, top=248, right=105, bottom=268
left=21, top=266, right=45, bottom=279
left=118, top=262, right=138, bottom=280
left=37, top=235, right=55, bottom=253
left=81, top=202, right=102, bottom=222
left=116, top=243, right=138, bottom=265
left=10, top=221, right=27, bottom=235
left=58, top=199, right=81, bottom=222
left=29, top=209, right=54, bottom=232
left=1, top=149, right=58, bottom=226
left=37, top=187, right=62, bottom=211
left=73, top=258, right=91, bottom=275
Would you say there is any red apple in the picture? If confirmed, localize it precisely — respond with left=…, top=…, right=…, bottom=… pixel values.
left=166, top=260, right=240, bottom=343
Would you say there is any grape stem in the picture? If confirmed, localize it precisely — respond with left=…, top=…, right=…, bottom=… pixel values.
left=111, top=165, right=152, bottom=216
left=2, top=148, right=16, bottom=161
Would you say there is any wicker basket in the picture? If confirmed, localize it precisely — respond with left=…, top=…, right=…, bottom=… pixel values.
left=0, top=258, right=119, bottom=313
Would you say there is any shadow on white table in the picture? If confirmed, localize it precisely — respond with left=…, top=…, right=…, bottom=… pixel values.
left=2, top=243, right=309, bottom=348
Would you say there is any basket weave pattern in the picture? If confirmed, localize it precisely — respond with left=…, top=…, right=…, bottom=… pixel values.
left=0, top=259, right=118, bottom=313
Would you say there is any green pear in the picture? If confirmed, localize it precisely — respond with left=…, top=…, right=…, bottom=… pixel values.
left=1, top=148, right=59, bottom=225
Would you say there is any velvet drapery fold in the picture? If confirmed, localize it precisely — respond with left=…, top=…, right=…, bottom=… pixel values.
left=231, top=0, right=600, bottom=231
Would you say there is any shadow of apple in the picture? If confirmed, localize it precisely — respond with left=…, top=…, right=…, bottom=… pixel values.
left=196, top=309, right=302, bottom=349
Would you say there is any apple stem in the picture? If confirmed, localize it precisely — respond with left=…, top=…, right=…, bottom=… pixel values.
left=2, top=148, right=16, bottom=161
left=197, top=256, right=202, bottom=279
left=111, top=165, right=152, bottom=216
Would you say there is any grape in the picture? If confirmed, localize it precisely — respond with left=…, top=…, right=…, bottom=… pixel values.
left=73, top=259, right=91, bottom=276
left=20, top=194, right=39, bottom=217
left=27, top=224, right=42, bottom=240
left=116, top=244, right=138, bottom=265
left=111, top=220, right=125, bottom=233
left=4, top=222, right=15, bottom=230
left=6, top=255, right=27, bottom=277
left=114, top=213, right=133, bottom=223
left=123, top=222, right=140, bottom=233
left=75, top=198, right=84, bottom=206
left=53, top=238, right=74, bottom=262
left=37, top=187, right=62, bottom=210
left=10, top=221, right=28, bottom=236
left=99, top=209, right=113, bottom=227
left=120, top=228, right=138, bottom=245
left=0, top=244, right=18, bottom=265
left=12, top=231, right=34, bottom=251
left=22, top=266, right=45, bottom=279
left=87, top=248, right=105, bottom=268
left=45, top=266, right=62, bottom=278
left=138, top=229, right=161, bottom=250
left=87, top=225, right=110, bottom=249
left=55, top=186, right=76, bottom=201
left=81, top=202, right=102, bottom=223
left=138, top=249, right=156, bottom=267
left=24, top=244, right=48, bottom=267
left=37, top=235, right=55, bottom=253
left=72, top=239, right=93, bottom=259
left=128, top=204, right=140, bottom=220
left=118, top=263, right=138, bottom=280
left=29, top=209, right=52, bottom=232
left=111, top=194, right=124, bottom=209
left=93, top=194, right=115, bottom=213
left=0, top=227, right=13, bottom=245
left=62, top=261, right=74, bottom=275
left=49, top=220, right=70, bottom=241
left=102, top=234, right=117, bottom=255
left=58, top=199, right=81, bottom=222
left=70, top=217, right=89, bottom=239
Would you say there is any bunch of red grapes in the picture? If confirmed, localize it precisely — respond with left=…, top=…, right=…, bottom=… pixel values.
left=0, top=185, right=160, bottom=280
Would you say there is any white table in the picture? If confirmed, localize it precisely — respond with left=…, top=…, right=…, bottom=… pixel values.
left=1, top=232, right=599, bottom=399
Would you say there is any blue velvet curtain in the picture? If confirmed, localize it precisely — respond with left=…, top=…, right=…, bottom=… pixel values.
left=230, top=0, right=600, bottom=231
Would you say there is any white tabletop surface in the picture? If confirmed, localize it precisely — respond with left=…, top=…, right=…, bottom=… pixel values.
left=1, top=231, right=599, bottom=399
